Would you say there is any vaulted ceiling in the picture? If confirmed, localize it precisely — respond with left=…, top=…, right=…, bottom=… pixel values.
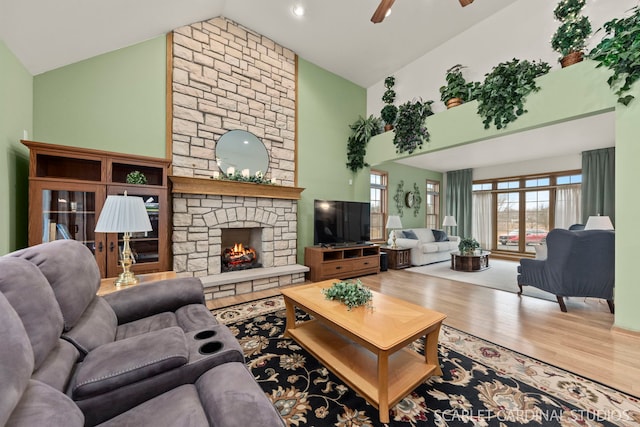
left=1, top=0, right=513, bottom=87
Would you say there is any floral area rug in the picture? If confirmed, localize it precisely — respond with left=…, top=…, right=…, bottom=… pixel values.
left=211, top=296, right=640, bottom=426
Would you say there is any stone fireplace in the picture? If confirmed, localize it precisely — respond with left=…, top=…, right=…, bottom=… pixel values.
left=169, top=17, right=308, bottom=300
left=172, top=189, right=306, bottom=299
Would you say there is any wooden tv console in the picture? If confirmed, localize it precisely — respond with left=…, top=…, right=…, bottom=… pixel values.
left=304, top=245, right=380, bottom=282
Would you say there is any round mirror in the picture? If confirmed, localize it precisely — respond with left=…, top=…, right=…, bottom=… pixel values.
left=216, top=130, right=269, bottom=175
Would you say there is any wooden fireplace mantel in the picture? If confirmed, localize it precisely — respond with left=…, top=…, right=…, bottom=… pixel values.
left=169, top=175, right=305, bottom=200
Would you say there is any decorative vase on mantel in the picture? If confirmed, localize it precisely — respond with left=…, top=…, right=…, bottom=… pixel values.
left=445, top=97, right=463, bottom=109
left=560, top=51, right=583, bottom=68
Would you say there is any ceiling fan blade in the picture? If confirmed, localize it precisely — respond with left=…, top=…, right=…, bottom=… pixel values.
left=459, top=0, right=474, bottom=6
left=371, top=0, right=396, bottom=23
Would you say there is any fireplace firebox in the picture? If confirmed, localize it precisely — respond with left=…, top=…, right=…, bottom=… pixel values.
left=220, top=228, right=262, bottom=272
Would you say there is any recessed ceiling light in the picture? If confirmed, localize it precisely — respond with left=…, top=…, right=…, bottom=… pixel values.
left=292, top=3, right=305, bottom=17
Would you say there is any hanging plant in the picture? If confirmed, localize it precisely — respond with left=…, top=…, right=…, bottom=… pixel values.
left=551, top=0, right=591, bottom=66
left=392, top=99, right=434, bottom=154
left=476, top=58, right=551, bottom=130
left=589, top=6, right=640, bottom=106
left=380, top=76, right=397, bottom=130
left=346, top=115, right=383, bottom=172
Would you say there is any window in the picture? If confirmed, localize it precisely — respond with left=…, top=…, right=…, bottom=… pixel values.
left=370, top=170, right=387, bottom=241
left=557, top=174, right=582, bottom=185
left=472, top=183, right=492, bottom=191
left=425, top=180, right=440, bottom=230
left=475, top=170, right=580, bottom=254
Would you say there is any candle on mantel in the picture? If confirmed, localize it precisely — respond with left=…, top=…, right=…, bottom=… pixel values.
left=227, top=167, right=235, bottom=175
left=213, top=171, right=220, bottom=179
left=242, top=169, right=250, bottom=178
left=271, top=177, right=277, bottom=184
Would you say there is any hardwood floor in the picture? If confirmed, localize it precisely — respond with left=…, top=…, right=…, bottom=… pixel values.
left=207, top=268, right=640, bottom=398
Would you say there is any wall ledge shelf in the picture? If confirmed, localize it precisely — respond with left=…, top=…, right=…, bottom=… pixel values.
left=169, top=175, right=304, bottom=200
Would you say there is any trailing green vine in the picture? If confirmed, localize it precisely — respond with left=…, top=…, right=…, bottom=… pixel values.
left=393, top=99, right=434, bottom=154
left=346, top=115, right=383, bottom=172
left=589, top=5, right=640, bottom=105
left=476, top=58, right=551, bottom=130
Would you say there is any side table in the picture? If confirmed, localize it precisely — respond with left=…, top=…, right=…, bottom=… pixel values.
left=98, top=271, right=177, bottom=296
left=380, top=246, right=412, bottom=269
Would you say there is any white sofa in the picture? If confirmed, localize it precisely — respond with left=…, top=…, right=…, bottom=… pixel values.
left=388, top=228, right=460, bottom=266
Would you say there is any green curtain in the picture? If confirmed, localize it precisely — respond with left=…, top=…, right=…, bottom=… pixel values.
left=446, top=169, right=472, bottom=237
left=581, top=147, right=615, bottom=224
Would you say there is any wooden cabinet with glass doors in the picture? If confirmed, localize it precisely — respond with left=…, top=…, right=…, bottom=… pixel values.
left=23, top=140, right=171, bottom=278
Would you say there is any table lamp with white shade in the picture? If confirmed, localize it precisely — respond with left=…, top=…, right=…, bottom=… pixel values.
left=386, top=215, right=403, bottom=249
left=584, top=215, right=614, bottom=230
left=442, top=215, right=457, bottom=235
left=95, top=191, right=152, bottom=287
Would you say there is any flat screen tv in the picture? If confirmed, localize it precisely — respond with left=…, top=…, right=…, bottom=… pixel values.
left=313, top=200, right=371, bottom=246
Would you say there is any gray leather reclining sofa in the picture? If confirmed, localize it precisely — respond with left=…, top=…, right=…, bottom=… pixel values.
left=0, top=239, right=285, bottom=427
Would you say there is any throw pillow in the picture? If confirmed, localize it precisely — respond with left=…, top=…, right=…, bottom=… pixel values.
left=403, top=230, right=418, bottom=240
left=395, top=231, right=406, bottom=238
left=432, top=229, right=450, bottom=242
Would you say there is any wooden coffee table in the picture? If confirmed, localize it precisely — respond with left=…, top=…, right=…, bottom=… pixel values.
left=450, top=250, right=491, bottom=272
left=280, top=281, right=446, bottom=423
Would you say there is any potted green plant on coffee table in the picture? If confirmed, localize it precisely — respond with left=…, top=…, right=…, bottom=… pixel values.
left=322, top=279, right=373, bottom=310
left=458, top=237, right=480, bottom=255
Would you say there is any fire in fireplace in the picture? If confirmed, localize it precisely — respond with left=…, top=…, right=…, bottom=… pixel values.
left=222, top=242, right=262, bottom=272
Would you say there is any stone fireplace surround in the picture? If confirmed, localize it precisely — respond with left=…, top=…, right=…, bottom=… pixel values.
left=169, top=17, right=307, bottom=299
left=172, top=188, right=307, bottom=300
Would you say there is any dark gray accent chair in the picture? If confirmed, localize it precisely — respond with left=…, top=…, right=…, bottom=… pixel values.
left=1, top=241, right=285, bottom=427
left=517, top=228, right=615, bottom=313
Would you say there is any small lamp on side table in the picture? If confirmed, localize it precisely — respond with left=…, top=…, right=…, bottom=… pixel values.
left=442, top=215, right=457, bottom=236
left=386, top=215, right=403, bottom=249
left=95, top=191, right=152, bottom=287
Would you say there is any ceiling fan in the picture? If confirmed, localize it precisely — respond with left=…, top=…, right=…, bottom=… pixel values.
left=371, top=0, right=475, bottom=24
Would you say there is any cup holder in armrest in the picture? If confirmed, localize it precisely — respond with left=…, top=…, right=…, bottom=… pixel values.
left=199, top=341, right=223, bottom=355
left=194, top=330, right=217, bottom=340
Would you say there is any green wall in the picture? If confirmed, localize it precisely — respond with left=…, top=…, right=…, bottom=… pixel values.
left=296, top=58, right=368, bottom=260
left=615, top=91, right=640, bottom=330
left=33, top=37, right=166, bottom=157
left=373, top=162, right=442, bottom=230
left=0, top=41, right=32, bottom=254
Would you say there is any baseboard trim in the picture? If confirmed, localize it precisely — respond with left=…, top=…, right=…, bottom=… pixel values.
left=611, top=326, right=640, bottom=337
